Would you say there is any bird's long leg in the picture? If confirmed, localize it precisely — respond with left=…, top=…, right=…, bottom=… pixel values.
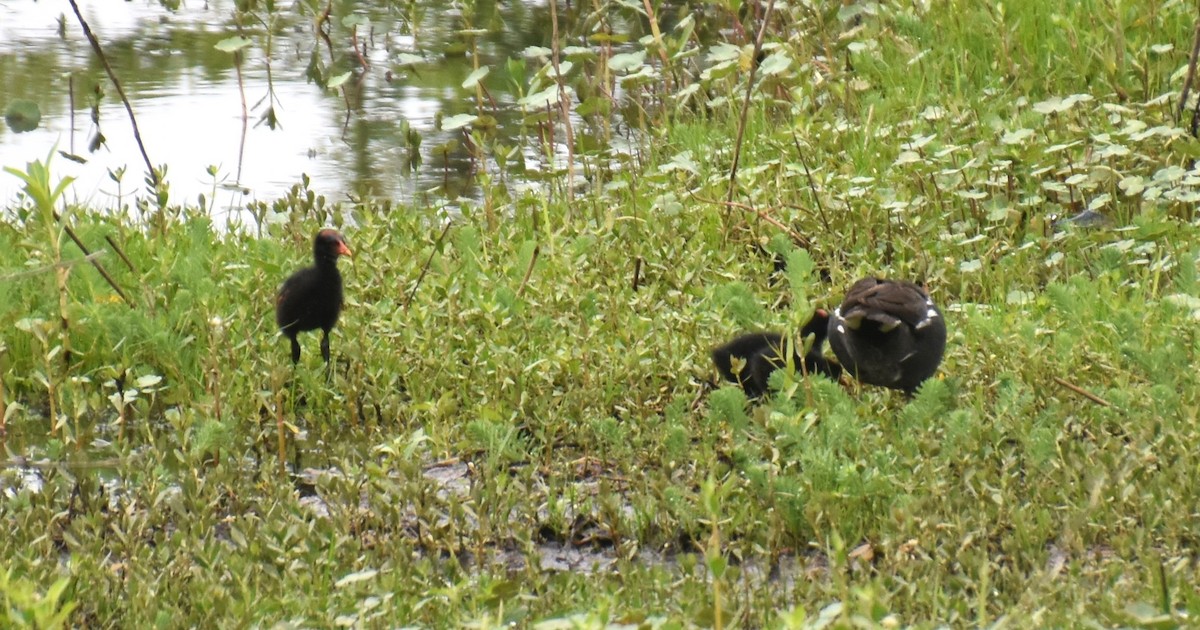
left=321, top=330, right=332, bottom=382
left=290, top=336, right=301, bottom=364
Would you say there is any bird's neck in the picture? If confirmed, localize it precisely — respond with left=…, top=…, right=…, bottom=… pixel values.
left=313, top=255, right=340, bottom=271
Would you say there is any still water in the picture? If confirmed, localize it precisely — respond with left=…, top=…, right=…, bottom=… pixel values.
left=0, top=0, right=602, bottom=217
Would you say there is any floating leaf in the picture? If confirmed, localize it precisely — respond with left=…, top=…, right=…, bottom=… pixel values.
left=335, top=568, right=379, bottom=588
left=608, top=50, right=646, bottom=72
left=522, top=46, right=552, bottom=59
left=758, top=52, right=791, bottom=76
left=987, top=203, right=1012, bottom=222
left=1106, top=239, right=1137, bottom=253
left=1153, top=165, right=1186, bottom=183
left=441, top=113, right=477, bottom=130
left=706, top=43, right=741, bottom=63
left=659, top=150, right=699, bottom=175
left=518, top=85, right=560, bottom=108
left=1087, top=193, right=1111, bottom=211
left=1006, top=290, right=1034, bottom=305
left=1045, top=140, right=1082, bottom=153
left=1001, top=128, right=1033, bottom=145
left=809, top=601, right=845, bottom=630
left=1064, top=173, right=1086, bottom=186
left=15, top=318, right=46, bottom=333
left=462, top=66, right=490, bottom=89
left=1095, top=143, right=1129, bottom=158
left=214, top=36, right=252, bottom=53
left=1118, top=176, right=1145, bottom=195
left=327, top=71, right=352, bottom=90
left=135, top=374, right=163, bottom=389
left=4, top=99, right=41, bottom=133
left=551, top=60, right=574, bottom=77
left=1130, top=125, right=1183, bottom=141
left=395, top=53, right=424, bottom=66
left=672, top=83, right=700, bottom=103
left=904, top=134, right=935, bottom=150
left=562, top=46, right=597, bottom=61
left=921, top=105, right=946, bottom=121
left=1032, top=95, right=1090, bottom=115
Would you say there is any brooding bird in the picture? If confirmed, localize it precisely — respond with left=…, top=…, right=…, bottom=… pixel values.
left=712, top=309, right=842, bottom=398
left=276, top=229, right=352, bottom=365
left=826, top=278, right=945, bottom=395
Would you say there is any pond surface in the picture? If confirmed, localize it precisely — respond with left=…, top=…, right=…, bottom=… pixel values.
left=0, top=0, right=636, bottom=216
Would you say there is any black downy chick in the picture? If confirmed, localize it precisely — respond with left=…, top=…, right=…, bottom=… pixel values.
left=711, top=309, right=842, bottom=399
left=276, top=229, right=352, bottom=365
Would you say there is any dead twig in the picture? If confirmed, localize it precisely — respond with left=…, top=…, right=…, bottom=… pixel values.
left=1176, top=21, right=1200, bottom=129
left=516, top=245, right=541, bottom=297
left=404, top=221, right=453, bottom=311
left=66, top=0, right=157, bottom=186
left=692, top=194, right=811, bottom=248
left=549, top=0, right=576, bottom=209
left=1052, top=376, right=1113, bottom=408
left=726, top=0, right=777, bottom=204
left=104, top=234, right=137, bottom=273
left=52, top=214, right=133, bottom=307
left=789, top=130, right=832, bottom=235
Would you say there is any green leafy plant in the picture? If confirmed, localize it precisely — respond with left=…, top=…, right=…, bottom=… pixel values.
left=0, top=571, right=76, bottom=629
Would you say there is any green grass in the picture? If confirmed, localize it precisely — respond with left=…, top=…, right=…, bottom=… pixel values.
left=4, top=0, right=1200, bottom=627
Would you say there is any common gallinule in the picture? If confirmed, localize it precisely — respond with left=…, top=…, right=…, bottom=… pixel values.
left=712, top=309, right=843, bottom=398
left=276, top=229, right=352, bottom=364
left=826, top=278, right=945, bottom=395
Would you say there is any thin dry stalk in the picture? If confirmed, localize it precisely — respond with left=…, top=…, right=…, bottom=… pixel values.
left=549, top=0, right=576, bottom=209
left=56, top=264, right=70, bottom=368
left=54, top=212, right=133, bottom=307
left=42, top=339, right=59, bottom=437
left=693, top=194, right=810, bottom=248
left=1177, top=21, right=1200, bottom=127
left=789, top=131, right=832, bottom=234
left=104, top=235, right=136, bottom=273
left=350, top=25, right=369, bottom=70
left=517, top=245, right=542, bottom=297
left=69, top=75, right=76, bottom=155
left=1052, top=376, right=1113, bottom=408
left=405, top=222, right=453, bottom=311
left=67, top=0, right=157, bottom=186
left=638, top=0, right=672, bottom=80
left=275, top=389, right=287, bottom=475
left=726, top=0, right=777, bottom=205
left=0, top=346, right=6, bottom=440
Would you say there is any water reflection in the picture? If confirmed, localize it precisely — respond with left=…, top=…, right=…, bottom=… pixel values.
left=0, top=0, right=596, bottom=214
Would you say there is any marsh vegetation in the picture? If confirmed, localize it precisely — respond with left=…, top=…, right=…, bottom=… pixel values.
left=3, top=0, right=1200, bottom=627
